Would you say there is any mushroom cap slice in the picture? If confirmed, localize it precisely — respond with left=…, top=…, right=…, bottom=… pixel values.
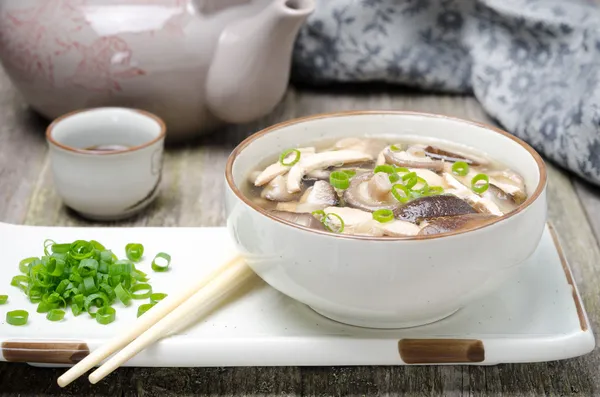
left=418, top=213, right=498, bottom=235
left=443, top=173, right=503, bottom=216
left=306, top=181, right=339, bottom=207
left=260, top=175, right=301, bottom=202
left=343, top=173, right=400, bottom=213
left=409, top=168, right=444, bottom=187
left=254, top=147, right=316, bottom=186
left=395, top=194, right=477, bottom=223
left=487, top=170, right=527, bottom=204
left=275, top=181, right=339, bottom=213
left=377, top=220, right=421, bottom=236
left=423, top=145, right=487, bottom=166
left=305, top=169, right=331, bottom=181
left=383, top=148, right=444, bottom=172
left=443, top=163, right=527, bottom=206
left=270, top=210, right=326, bottom=231
left=482, top=184, right=519, bottom=214
left=323, top=206, right=373, bottom=235
left=287, top=150, right=373, bottom=193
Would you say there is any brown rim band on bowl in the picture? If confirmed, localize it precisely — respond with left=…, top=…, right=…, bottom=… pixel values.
left=46, top=107, right=167, bottom=155
left=225, top=110, right=547, bottom=241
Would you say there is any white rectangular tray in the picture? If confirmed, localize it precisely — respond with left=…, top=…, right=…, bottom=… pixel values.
left=0, top=222, right=594, bottom=367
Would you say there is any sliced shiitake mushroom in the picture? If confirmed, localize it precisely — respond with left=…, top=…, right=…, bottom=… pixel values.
left=343, top=172, right=400, bottom=213
left=443, top=173, right=503, bottom=216
left=276, top=181, right=339, bottom=213
left=395, top=194, right=477, bottom=223
left=261, top=175, right=301, bottom=202
left=287, top=150, right=373, bottom=193
left=254, top=147, right=316, bottom=186
left=383, top=147, right=444, bottom=172
left=418, top=213, right=498, bottom=235
left=424, top=146, right=487, bottom=166
left=270, top=210, right=326, bottom=231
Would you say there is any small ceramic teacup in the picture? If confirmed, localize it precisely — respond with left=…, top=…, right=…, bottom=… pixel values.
left=46, top=107, right=166, bottom=220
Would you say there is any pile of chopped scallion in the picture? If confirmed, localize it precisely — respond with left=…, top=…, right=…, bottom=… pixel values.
left=4, top=239, right=171, bottom=326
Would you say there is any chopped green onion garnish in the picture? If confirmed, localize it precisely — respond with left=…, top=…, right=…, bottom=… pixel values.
left=428, top=186, right=444, bottom=195
left=373, top=209, right=394, bottom=223
left=150, top=293, right=168, bottom=303
left=6, top=310, right=28, bottom=326
left=72, top=304, right=83, bottom=317
left=471, top=173, right=490, bottom=194
left=311, top=210, right=326, bottom=222
left=137, top=303, right=155, bottom=318
left=11, top=238, right=168, bottom=325
left=37, top=301, right=52, bottom=313
left=47, top=309, right=65, bottom=322
left=394, top=166, right=410, bottom=174
left=373, top=164, right=395, bottom=174
left=10, top=275, right=29, bottom=292
left=323, top=213, right=345, bottom=233
left=390, top=144, right=402, bottom=152
left=114, top=283, right=132, bottom=305
left=125, top=243, right=144, bottom=262
left=78, top=258, right=98, bottom=277
left=131, top=268, right=148, bottom=282
left=342, top=170, right=356, bottom=177
left=69, top=240, right=94, bottom=260
left=84, top=292, right=109, bottom=317
left=96, top=306, right=116, bottom=325
left=452, top=161, right=469, bottom=176
left=329, top=171, right=350, bottom=190
left=19, top=257, right=36, bottom=274
left=402, top=172, right=418, bottom=189
left=71, top=294, right=84, bottom=316
left=0, top=295, right=7, bottom=304
left=413, top=177, right=430, bottom=195
left=99, top=283, right=116, bottom=301
left=279, top=148, right=301, bottom=166
left=392, top=184, right=411, bottom=203
left=83, top=276, right=98, bottom=295
left=44, top=239, right=56, bottom=256
left=389, top=173, right=400, bottom=183
left=151, top=253, right=171, bottom=272
left=90, top=240, right=106, bottom=251
left=46, top=257, right=66, bottom=277
left=51, top=243, right=71, bottom=254
left=130, top=283, right=152, bottom=299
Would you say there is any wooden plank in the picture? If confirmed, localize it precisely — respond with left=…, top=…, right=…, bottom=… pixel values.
left=574, top=179, right=600, bottom=245
left=0, top=83, right=599, bottom=395
left=0, top=71, right=48, bottom=225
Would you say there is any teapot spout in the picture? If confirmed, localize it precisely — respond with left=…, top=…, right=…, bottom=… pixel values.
left=206, top=0, right=314, bottom=124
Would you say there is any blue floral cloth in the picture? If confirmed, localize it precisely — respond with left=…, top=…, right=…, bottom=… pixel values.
left=292, top=0, right=600, bottom=185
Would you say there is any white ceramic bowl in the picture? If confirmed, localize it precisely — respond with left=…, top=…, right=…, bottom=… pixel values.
left=225, top=111, right=547, bottom=329
left=47, top=107, right=166, bottom=221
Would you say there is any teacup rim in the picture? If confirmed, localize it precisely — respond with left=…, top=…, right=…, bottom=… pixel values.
left=46, top=107, right=166, bottom=156
left=225, top=110, right=548, bottom=241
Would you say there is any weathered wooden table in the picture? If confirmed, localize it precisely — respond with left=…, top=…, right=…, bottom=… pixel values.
left=0, top=67, right=598, bottom=396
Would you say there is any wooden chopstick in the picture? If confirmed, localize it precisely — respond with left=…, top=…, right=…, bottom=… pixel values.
left=57, top=255, right=246, bottom=388
left=87, top=256, right=254, bottom=384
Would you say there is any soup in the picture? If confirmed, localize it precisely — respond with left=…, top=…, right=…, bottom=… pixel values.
left=243, top=137, right=527, bottom=237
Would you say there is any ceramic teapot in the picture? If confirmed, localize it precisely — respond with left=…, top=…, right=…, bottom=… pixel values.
left=0, top=0, right=314, bottom=139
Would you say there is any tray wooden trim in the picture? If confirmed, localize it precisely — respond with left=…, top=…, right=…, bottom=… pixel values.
left=398, top=339, right=485, bottom=364
left=1, top=341, right=89, bottom=364
left=548, top=223, right=588, bottom=331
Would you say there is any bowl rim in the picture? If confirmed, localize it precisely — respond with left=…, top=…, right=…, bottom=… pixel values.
left=46, top=107, right=166, bottom=155
left=225, top=110, right=547, bottom=241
